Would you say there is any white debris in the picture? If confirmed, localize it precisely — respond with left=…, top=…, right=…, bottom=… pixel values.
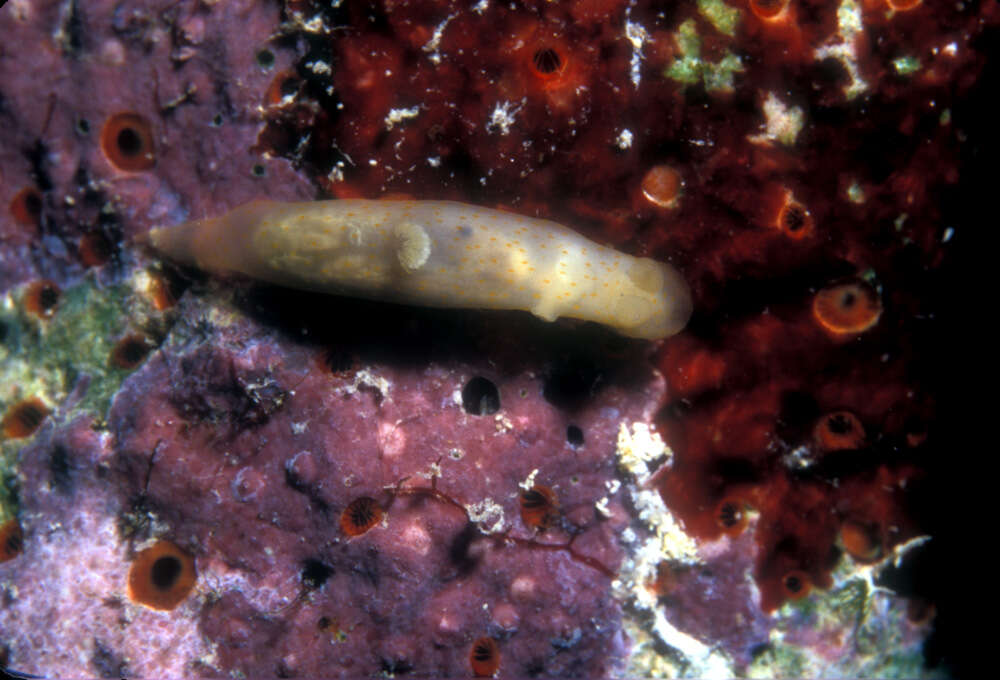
left=305, top=60, right=331, bottom=75
left=486, top=100, right=522, bottom=135
left=422, top=14, right=456, bottom=65
left=467, top=498, right=506, bottom=534
left=384, top=105, right=421, bottom=130
left=340, top=368, right=391, bottom=399
left=813, top=0, right=868, bottom=99
left=749, top=92, right=804, bottom=146
left=625, top=19, right=649, bottom=87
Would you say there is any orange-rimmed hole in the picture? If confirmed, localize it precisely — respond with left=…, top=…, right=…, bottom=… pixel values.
left=887, top=0, right=921, bottom=10
left=0, top=520, right=24, bottom=562
left=101, top=112, right=156, bottom=172
left=23, top=279, right=61, bottom=319
left=839, top=520, right=882, bottom=563
left=144, top=268, right=184, bottom=311
left=340, top=496, right=383, bottom=537
left=265, top=70, right=301, bottom=106
left=813, top=411, right=865, bottom=451
left=519, top=485, right=558, bottom=530
left=110, top=333, right=154, bottom=370
left=749, top=0, right=790, bottom=20
left=777, top=197, right=813, bottom=239
left=714, top=496, right=749, bottom=535
left=469, top=636, right=500, bottom=677
left=10, top=187, right=43, bottom=226
left=531, top=47, right=565, bottom=78
left=79, top=231, right=114, bottom=268
left=812, top=281, right=882, bottom=335
left=127, top=540, right=197, bottom=611
left=319, top=347, right=355, bottom=376
left=640, top=165, right=683, bottom=209
left=906, top=596, right=935, bottom=624
left=2, top=397, right=50, bottom=439
left=781, top=569, right=811, bottom=599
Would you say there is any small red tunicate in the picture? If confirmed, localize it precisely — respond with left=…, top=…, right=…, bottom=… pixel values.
left=906, top=596, right=936, bottom=624
left=648, top=562, right=682, bottom=597
left=813, top=411, right=865, bottom=451
left=776, top=196, right=813, bottom=239
left=127, top=539, right=197, bottom=611
left=2, top=397, right=50, bottom=439
left=339, top=496, right=384, bottom=537
left=905, top=423, right=928, bottom=447
left=319, top=347, right=355, bottom=376
left=469, top=636, right=500, bottom=677
left=23, top=279, right=61, bottom=319
left=9, top=187, right=43, bottom=226
left=749, top=0, right=790, bottom=20
left=519, top=485, right=558, bottom=530
left=0, top=519, right=24, bottom=562
left=146, top=270, right=179, bottom=310
left=812, top=281, right=882, bottom=335
left=79, top=231, right=114, bottom=268
left=839, top=520, right=882, bottom=563
left=714, top=496, right=749, bottom=536
left=101, top=112, right=156, bottom=172
left=640, top=165, right=683, bottom=209
left=265, top=70, right=301, bottom=106
left=110, top=333, right=154, bottom=370
left=531, top=47, right=565, bottom=78
left=781, top=570, right=811, bottom=599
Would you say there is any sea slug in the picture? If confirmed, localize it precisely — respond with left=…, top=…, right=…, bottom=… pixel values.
left=147, top=200, right=692, bottom=339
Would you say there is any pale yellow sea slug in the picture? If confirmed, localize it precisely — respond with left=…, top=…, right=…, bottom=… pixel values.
left=147, top=199, right=692, bottom=339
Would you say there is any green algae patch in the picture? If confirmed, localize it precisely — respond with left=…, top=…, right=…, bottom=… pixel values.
left=892, top=55, right=921, bottom=76
left=1, top=274, right=167, bottom=518
left=697, top=0, right=740, bottom=38
left=666, top=19, right=744, bottom=93
left=749, top=556, right=944, bottom=678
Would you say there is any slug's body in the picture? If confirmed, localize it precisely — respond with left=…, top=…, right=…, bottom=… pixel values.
left=148, top=199, right=692, bottom=339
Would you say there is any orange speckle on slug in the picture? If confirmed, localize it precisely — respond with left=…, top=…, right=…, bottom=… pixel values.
left=340, top=496, right=384, bottom=537
left=519, top=485, right=559, bottom=530
left=813, top=411, right=865, bottom=451
left=469, top=636, right=500, bottom=677
left=23, top=279, right=61, bottom=319
left=812, top=281, right=882, bottom=335
left=127, top=539, right=197, bottom=611
left=781, top=570, right=811, bottom=599
left=640, top=165, right=683, bottom=209
left=10, top=187, right=43, bottom=226
left=839, top=520, right=882, bottom=563
left=0, top=519, right=24, bottom=562
left=2, top=397, right=50, bottom=440
left=101, top=112, right=155, bottom=172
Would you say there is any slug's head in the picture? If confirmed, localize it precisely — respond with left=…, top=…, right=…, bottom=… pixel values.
left=617, top=258, right=693, bottom=340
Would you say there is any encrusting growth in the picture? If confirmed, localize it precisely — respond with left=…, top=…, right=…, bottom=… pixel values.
left=147, top=199, right=692, bottom=340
